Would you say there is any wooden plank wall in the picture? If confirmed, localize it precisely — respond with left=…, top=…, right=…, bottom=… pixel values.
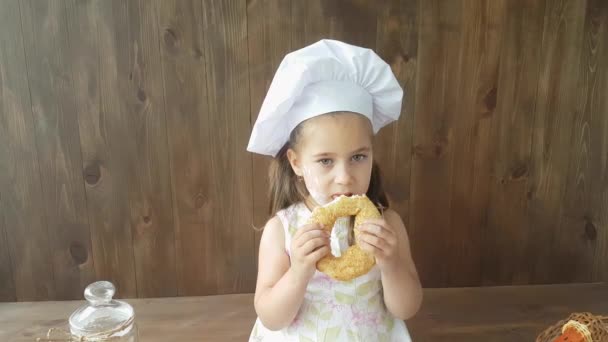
left=0, top=0, right=606, bottom=301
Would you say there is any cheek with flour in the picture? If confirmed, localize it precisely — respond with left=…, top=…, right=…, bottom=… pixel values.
left=302, top=167, right=331, bottom=206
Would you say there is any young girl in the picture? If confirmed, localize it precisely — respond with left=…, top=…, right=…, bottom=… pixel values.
left=247, top=39, right=422, bottom=341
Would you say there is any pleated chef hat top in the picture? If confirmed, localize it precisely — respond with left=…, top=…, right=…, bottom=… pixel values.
left=247, top=39, right=404, bottom=157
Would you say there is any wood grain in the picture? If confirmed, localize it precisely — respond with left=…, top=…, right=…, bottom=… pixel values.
left=0, top=0, right=607, bottom=299
left=559, top=0, right=608, bottom=283
left=291, top=0, right=379, bottom=49
left=482, top=0, right=546, bottom=286
left=1, top=283, right=607, bottom=341
left=201, top=0, right=256, bottom=294
left=65, top=0, right=138, bottom=298
left=598, top=0, right=608, bottom=282
left=19, top=0, right=96, bottom=300
left=157, top=0, right=214, bottom=295
left=66, top=0, right=179, bottom=298
left=409, top=283, right=608, bottom=341
left=410, top=0, right=463, bottom=288
left=118, top=0, right=178, bottom=297
left=445, top=0, right=505, bottom=287
left=0, top=206, right=14, bottom=302
left=0, top=0, right=55, bottom=301
left=527, top=0, right=587, bottom=284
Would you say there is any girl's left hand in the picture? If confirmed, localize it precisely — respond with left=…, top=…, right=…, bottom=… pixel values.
left=356, top=218, right=403, bottom=269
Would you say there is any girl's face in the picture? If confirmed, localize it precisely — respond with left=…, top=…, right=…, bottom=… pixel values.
left=287, top=112, right=374, bottom=207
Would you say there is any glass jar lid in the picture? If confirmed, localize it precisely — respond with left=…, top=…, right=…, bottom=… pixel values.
left=68, top=281, right=134, bottom=340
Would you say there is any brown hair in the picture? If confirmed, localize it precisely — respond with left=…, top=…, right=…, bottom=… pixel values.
left=267, top=121, right=389, bottom=217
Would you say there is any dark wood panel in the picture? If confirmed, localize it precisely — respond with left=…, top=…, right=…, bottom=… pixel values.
left=0, top=205, right=15, bottom=302
left=66, top=0, right=180, bottom=298
left=19, top=0, right=96, bottom=300
left=527, top=0, right=587, bottom=284
left=157, top=0, right=214, bottom=296
left=118, top=0, right=178, bottom=297
left=0, top=0, right=607, bottom=300
left=291, top=0, right=379, bottom=49
left=444, top=0, right=506, bottom=287
left=201, top=0, right=256, bottom=294
left=0, top=0, right=55, bottom=301
left=65, top=0, right=138, bottom=298
left=373, top=0, right=418, bottom=229
left=482, top=0, right=546, bottom=286
left=560, top=0, right=608, bottom=283
left=595, top=0, right=608, bottom=282
left=410, top=0, right=463, bottom=288
left=246, top=0, right=292, bottom=261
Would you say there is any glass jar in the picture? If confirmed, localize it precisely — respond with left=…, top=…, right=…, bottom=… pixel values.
left=68, top=281, right=138, bottom=341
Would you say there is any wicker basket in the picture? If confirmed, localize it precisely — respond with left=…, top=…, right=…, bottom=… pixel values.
left=536, top=312, right=608, bottom=342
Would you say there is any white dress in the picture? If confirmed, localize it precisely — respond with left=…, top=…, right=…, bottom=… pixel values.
left=249, top=202, right=412, bottom=341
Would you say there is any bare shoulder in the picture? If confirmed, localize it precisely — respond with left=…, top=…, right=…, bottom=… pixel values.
left=259, top=215, right=285, bottom=248
left=255, top=215, right=290, bottom=299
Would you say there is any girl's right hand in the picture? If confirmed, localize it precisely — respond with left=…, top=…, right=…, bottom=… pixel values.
left=290, top=223, right=331, bottom=282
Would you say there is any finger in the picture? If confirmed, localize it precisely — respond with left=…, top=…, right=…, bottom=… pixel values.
left=357, top=224, right=382, bottom=236
left=358, top=239, right=379, bottom=256
left=300, top=237, right=330, bottom=255
left=358, top=226, right=398, bottom=248
left=293, top=223, right=324, bottom=240
left=359, top=219, right=395, bottom=235
left=358, top=232, right=388, bottom=252
left=357, top=224, right=394, bottom=244
left=309, top=245, right=331, bottom=262
left=295, top=230, right=330, bottom=248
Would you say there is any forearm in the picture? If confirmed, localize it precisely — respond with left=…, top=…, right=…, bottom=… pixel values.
left=380, top=260, right=423, bottom=320
left=254, top=268, right=309, bottom=330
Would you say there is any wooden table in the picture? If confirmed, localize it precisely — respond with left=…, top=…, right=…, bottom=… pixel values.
left=1, top=283, right=607, bottom=341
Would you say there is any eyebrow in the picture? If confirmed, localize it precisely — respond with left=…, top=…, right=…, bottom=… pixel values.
left=312, top=146, right=371, bottom=158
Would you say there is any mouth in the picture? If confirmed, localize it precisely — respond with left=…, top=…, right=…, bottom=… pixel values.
left=331, top=192, right=353, bottom=199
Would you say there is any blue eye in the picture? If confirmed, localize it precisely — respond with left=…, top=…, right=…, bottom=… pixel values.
left=318, top=158, right=332, bottom=166
left=352, top=154, right=367, bottom=162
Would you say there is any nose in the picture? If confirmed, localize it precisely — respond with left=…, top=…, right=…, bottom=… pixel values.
left=334, top=162, right=354, bottom=185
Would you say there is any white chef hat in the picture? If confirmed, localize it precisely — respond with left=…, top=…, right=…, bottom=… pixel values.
left=247, top=39, right=403, bottom=157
